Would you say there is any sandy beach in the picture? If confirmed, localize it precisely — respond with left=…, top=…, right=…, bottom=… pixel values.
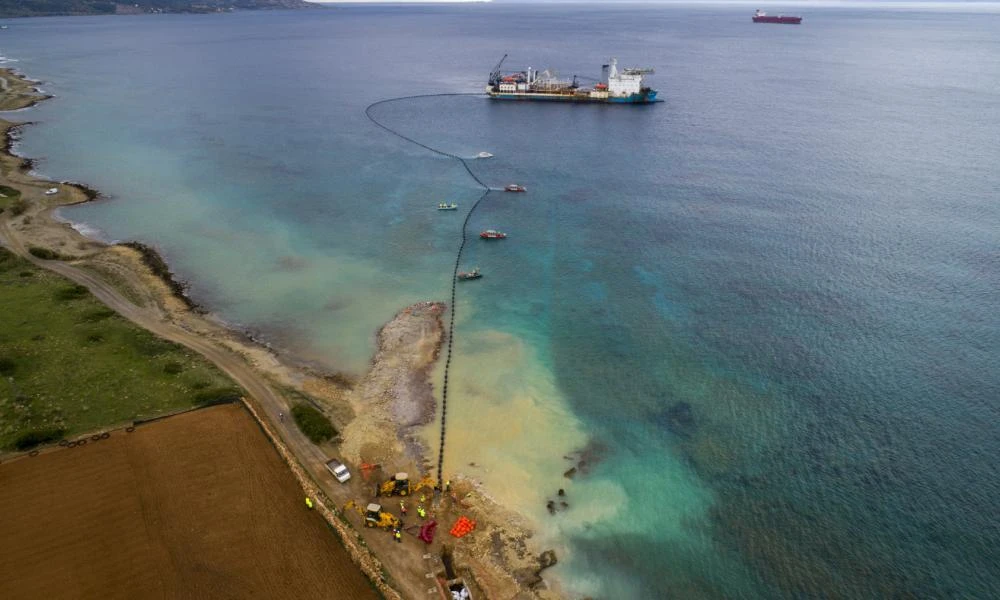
left=0, top=67, right=563, bottom=599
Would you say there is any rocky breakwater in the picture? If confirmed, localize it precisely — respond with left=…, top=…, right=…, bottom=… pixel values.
left=339, top=301, right=445, bottom=472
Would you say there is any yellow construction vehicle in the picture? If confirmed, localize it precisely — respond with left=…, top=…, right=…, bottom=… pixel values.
left=378, top=472, right=411, bottom=497
left=410, top=475, right=437, bottom=496
left=364, top=503, right=402, bottom=530
left=378, top=473, right=438, bottom=497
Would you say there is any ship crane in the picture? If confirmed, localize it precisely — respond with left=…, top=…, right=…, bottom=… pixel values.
left=488, top=54, right=508, bottom=87
left=623, top=67, right=655, bottom=75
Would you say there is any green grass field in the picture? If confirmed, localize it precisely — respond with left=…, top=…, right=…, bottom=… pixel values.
left=0, top=247, right=240, bottom=450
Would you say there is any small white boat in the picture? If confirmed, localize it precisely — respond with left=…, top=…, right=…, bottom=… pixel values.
left=437, top=203, right=458, bottom=211
left=44, top=187, right=59, bottom=195
left=457, top=268, right=481, bottom=280
left=477, top=152, right=493, bottom=159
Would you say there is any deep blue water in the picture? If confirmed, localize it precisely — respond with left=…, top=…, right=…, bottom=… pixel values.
left=3, top=4, right=1000, bottom=598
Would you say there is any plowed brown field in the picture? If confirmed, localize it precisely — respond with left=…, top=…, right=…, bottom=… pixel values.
left=0, top=403, right=378, bottom=600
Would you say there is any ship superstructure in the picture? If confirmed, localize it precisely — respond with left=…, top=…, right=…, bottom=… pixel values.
left=487, top=56, right=659, bottom=104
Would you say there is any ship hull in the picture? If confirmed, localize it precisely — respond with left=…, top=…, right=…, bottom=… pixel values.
left=487, top=90, right=659, bottom=104
left=752, top=16, right=802, bottom=24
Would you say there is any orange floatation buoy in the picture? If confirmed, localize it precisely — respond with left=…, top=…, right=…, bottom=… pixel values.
left=449, top=516, right=476, bottom=538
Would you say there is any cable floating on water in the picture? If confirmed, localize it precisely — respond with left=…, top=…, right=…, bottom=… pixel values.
left=365, top=93, right=491, bottom=487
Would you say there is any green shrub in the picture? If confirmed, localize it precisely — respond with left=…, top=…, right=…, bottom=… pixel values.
left=291, top=403, right=336, bottom=444
left=192, top=386, right=242, bottom=406
left=125, top=330, right=173, bottom=357
left=0, top=356, right=15, bottom=375
left=12, top=427, right=67, bottom=451
left=10, top=197, right=28, bottom=216
left=0, top=185, right=26, bottom=216
left=163, top=361, right=183, bottom=375
left=28, top=246, right=62, bottom=260
left=78, top=308, right=115, bottom=323
left=0, top=247, right=16, bottom=270
left=54, top=284, right=88, bottom=301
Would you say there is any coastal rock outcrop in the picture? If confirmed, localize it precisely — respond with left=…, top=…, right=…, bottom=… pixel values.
left=512, top=549, right=558, bottom=590
left=563, top=438, right=608, bottom=479
left=338, top=301, right=445, bottom=468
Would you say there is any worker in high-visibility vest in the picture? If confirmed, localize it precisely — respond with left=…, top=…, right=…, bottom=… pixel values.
left=417, top=506, right=427, bottom=519
left=394, top=529, right=402, bottom=543
left=305, top=497, right=314, bottom=509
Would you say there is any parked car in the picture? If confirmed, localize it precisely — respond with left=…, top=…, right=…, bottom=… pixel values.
left=325, top=458, right=351, bottom=483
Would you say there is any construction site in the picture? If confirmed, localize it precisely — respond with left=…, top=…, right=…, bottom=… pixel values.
left=299, top=299, right=561, bottom=600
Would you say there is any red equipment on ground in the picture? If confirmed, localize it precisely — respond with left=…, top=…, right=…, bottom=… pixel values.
left=449, top=516, right=476, bottom=538
left=419, top=520, right=438, bottom=544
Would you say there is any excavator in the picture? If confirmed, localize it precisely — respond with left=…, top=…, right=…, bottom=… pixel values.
left=364, top=503, right=401, bottom=530
left=377, top=473, right=437, bottom=498
left=343, top=499, right=402, bottom=530
left=378, top=472, right=410, bottom=497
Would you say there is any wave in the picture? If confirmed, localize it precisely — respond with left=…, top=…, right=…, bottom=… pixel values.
left=56, top=213, right=113, bottom=244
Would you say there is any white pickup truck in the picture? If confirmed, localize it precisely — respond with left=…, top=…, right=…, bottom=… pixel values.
left=325, top=458, right=351, bottom=483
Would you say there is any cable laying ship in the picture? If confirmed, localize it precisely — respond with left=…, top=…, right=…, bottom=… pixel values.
left=487, top=55, right=659, bottom=104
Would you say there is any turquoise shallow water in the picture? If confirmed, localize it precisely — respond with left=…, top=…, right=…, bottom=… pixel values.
left=4, top=5, right=1000, bottom=597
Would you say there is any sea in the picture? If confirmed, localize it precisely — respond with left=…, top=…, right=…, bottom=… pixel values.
left=3, top=3, right=999, bottom=597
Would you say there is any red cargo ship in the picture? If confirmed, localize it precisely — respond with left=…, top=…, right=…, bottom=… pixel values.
left=752, top=9, right=802, bottom=24
left=480, top=230, right=507, bottom=240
